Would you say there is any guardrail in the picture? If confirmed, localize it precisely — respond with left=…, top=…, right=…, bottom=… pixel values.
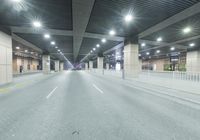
left=89, top=69, right=200, bottom=83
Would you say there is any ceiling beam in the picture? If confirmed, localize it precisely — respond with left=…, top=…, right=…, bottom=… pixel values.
left=84, top=32, right=124, bottom=41
left=139, top=35, right=200, bottom=52
left=103, top=42, right=124, bottom=55
left=72, top=0, right=95, bottom=61
left=139, top=2, right=200, bottom=38
left=12, top=33, right=43, bottom=53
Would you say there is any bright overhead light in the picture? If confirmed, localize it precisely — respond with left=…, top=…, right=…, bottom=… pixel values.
left=25, top=50, right=28, bottom=52
left=101, top=38, right=107, bottom=43
left=55, top=46, right=58, bottom=49
left=141, top=43, right=146, bottom=47
left=125, top=14, right=133, bottom=23
left=51, top=41, right=56, bottom=45
left=189, top=43, right=195, bottom=47
left=156, top=50, right=160, bottom=53
left=96, top=44, right=100, bottom=48
left=33, top=21, right=42, bottom=28
left=90, top=50, right=93, bottom=53
left=58, top=50, right=60, bottom=52
left=44, top=34, right=50, bottom=39
left=93, top=48, right=96, bottom=51
left=183, top=27, right=191, bottom=34
left=11, top=0, right=22, bottom=3
left=157, top=37, right=163, bottom=42
left=16, top=46, right=20, bottom=50
left=109, top=30, right=116, bottom=36
left=146, top=52, right=150, bottom=55
left=170, top=47, right=175, bottom=51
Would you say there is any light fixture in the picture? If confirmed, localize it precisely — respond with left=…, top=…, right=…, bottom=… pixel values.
left=25, top=50, right=28, bottom=53
left=146, top=52, right=150, bottom=55
left=109, top=30, right=116, bottom=36
left=93, top=48, right=96, bottom=51
left=101, top=38, right=107, bottom=43
left=170, top=47, right=175, bottom=51
left=124, top=14, right=133, bottom=23
left=90, top=50, right=93, bottom=53
left=156, top=50, right=160, bottom=53
left=58, top=49, right=60, bottom=52
left=96, top=44, right=100, bottom=48
left=33, top=21, right=42, bottom=28
left=11, top=0, right=22, bottom=3
left=183, top=27, right=191, bottom=34
left=31, top=52, right=34, bottom=54
left=157, top=37, right=163, bottom=42
left=51, top=41, right=56, bottom=45
left=16, top=46, right=20, bottom=50
left=141, top=43, right=146, bottom=47
left=44, top=34, right=50, bottom=39
left=189, top=43, right=195, bottom=47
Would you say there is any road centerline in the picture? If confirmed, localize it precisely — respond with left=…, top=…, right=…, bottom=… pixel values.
left=92, top=84, right=104, bottom=94
left=46, top=86, right=58, bottom=99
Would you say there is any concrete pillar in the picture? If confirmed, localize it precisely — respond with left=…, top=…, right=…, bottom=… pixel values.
left=85, top=62, right=88, bottom=70
left=42, top=55, right=50, bottom=74
left=106, top=63, right=109, bottom=70
left=89, top=61, right=93, bottom=70
left=186, top=50, right=200, bottom=72
left=60, top=62, right=64, bottom=71
left=97, top=57, right=104, bottom=70
left=54, top=60, right=60, bottom=72
left=124, top=43, right=139, bottom=78
left=0, top=31, right=12, bottom=85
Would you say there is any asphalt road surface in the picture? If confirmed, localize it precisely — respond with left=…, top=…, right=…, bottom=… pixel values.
left=0, top=71, right=200, bottom=140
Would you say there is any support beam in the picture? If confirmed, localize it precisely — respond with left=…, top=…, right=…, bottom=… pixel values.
left=139, top=35, right=200, bottom=52
left=139, top=2, right=200, bottom=38
left=103, top=42, right=124, bottom=55
left=12, top=33, right=43, bottom=53
left=72, top=0, right=95, bottom=61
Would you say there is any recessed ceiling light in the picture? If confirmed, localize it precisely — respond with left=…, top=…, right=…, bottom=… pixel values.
left=170, top=47, right=175, bottom=51
left=146, top=52, right=150, bottom=55
left=101, top=38, right=107, bottom=43
left=125, top=14, right=133, bottom=23
left=51, top=41, right=56, bottom=45
left=96, top=44, right=100, bottom=48
left=90, top=50, right=93, bottom=53
left=25, top=50, right=28, bottom=52
left=44, top=34, right=50, bottom=39
left=16, top=46, right=20, bottom=50
left=58, top=50, right=60, bottom=52
left=183, top=27, right=192, bottom=34
left=156, top=50, right=160, bottom=53
left=11, top=0, right=22, bottom=3
left=33, top=21, right=42, bottom=28
left=55, top=46, right=58, bottom=49
left=93, top=48, right=96, bottom=51
left=157, top=37, right=163, bottom=42
left=141, top=43, right=146, bottom=47
left=189, top=43, right=195, bottom=47
left=109, top=30, right=116, bottom=36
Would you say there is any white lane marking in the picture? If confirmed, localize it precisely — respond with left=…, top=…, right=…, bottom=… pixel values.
left=92, top=84, right=104, bottom=94
left=46, top=86, right=58, bottom=99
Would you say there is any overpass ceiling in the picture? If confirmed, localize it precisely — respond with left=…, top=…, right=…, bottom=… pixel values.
left=0, top=0, right=200, bottom=63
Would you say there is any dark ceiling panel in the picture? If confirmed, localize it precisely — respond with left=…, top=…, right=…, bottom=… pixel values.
left=16, top=33, right=73, bottom=55
left=142, top=13, right=200, bottom=43
left=86, top=0, right=199, bottom=37
left=0, top=0, right=72, bottom=30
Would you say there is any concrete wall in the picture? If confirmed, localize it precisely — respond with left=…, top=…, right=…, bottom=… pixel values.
left=13, top=56, right=39, bottom=74
left=186, top=51, right=200, bottom=72
left=0, top=31, right=12, bottom=85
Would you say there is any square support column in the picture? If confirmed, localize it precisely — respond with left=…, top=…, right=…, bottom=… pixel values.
left=0, top=31, right=12, bottom=85
left=42, top=55, right=50, bottom=74
left=186, top=51, right=200, bottom=72
left=106, top=63, right=109, bottom=70
left=54, top=60, right=60, bottom=72
left=85, top=62, right=88, bottom=70
left=97, top=57, right=104, bottom=70
left=124, top=43, right=139, bottom=78
left=60, top=62, right=64, bottom=71
left=89, top=61, right=93, bottom=70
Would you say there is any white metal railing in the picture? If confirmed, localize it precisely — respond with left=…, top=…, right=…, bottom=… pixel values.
left=141, top=70, right=200, bottom=82
left=88, top=69, right=200, bottom=83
